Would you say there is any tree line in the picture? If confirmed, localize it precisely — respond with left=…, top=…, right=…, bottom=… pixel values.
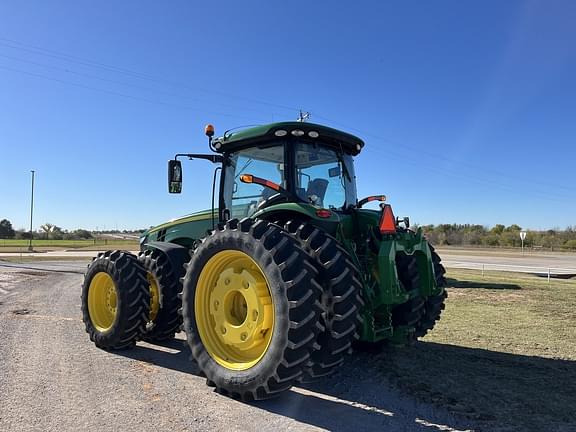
left=419, top=223, right=576, bottom=250
left=2, top=217, right=575, bottom=250
left=0, top=218, right=145, bottom=240
left=0, top=219, right=93, bottom=240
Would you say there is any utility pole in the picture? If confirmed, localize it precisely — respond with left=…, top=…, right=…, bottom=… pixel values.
left=28, top=170, right=35, bottom=252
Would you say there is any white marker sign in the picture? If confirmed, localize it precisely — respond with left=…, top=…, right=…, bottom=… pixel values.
left=520, top=231, right=527, bottom=241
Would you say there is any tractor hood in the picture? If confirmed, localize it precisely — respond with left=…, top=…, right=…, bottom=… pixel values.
left=140, top=209, right=215, bottom=247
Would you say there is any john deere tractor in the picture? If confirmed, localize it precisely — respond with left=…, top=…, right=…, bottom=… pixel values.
left=81, top=121, right=447, bottom=400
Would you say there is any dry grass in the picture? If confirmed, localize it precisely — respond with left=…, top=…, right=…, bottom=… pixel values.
left=376, top=269, right=576, bottom=431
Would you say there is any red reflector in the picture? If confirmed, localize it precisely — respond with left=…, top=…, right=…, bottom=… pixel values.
left=316, top=209, right=332, bottom=218
left=379, top=204, right=396, bottom=234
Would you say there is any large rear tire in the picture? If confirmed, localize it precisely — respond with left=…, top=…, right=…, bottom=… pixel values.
left=181, top=219, right=323, bottom=400
left=282, top=220, right=363, bottom=381
left=81, top=250, right=150, bottom=350
left=138, top=249, right=183, bottom=342
left=391, top=253, right=425, bottom=341
left=415, top=245, right=448, bottom=337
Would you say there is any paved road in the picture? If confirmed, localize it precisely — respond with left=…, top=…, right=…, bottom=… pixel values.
left=437, top=249, right=576, bottom=276
left=0, top=262, right=476, bottom=432
left=3, top=248, right=576, bottom=276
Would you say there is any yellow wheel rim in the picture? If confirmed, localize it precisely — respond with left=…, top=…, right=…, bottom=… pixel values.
left=148, top=273, right=160, bottom=322
left=195, top=250, right=274, bottom=370
left=88, top=272, right=118, bottom=332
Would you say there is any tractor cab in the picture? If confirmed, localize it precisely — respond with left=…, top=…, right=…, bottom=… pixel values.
left=168, top=122, right=368, bottom=225
left=213, top=122, right=365, bottom=224
left=220, top=131, right=359, bottom=219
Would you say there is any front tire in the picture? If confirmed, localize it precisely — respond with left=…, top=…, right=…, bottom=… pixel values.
left=81, top=250, right=150, bottom=350
left=138, top=249, right=184, bottom=342
left=181, top=219, right=323, bottom=400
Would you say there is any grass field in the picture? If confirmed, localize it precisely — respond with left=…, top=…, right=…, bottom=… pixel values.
left=0, top=239, right=139, bottom=252
left=376, top=269, right=576, bottom=432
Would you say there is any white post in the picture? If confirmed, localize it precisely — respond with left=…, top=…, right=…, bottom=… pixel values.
left=548, top=268, right=551, bottom=285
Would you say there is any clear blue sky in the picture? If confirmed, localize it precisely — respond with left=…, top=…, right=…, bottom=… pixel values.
left=1, top=1, right=575, bottom=231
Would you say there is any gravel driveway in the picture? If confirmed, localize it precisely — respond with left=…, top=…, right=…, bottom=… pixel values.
left=0, top=262, right=478, bottom=432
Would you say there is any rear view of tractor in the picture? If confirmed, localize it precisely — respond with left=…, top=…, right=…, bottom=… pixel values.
left=81, top=121, right=447, bottom=400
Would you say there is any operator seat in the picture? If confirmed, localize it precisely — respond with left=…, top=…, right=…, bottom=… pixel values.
left=306, top=178, right=329, bottom=207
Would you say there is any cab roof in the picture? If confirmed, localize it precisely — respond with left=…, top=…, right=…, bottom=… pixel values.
left=213, top=121, right=365, bottom=156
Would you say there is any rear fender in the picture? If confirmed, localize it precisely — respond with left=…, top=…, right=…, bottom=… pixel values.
left=143, top=241, right=190, bottom=276
left=253, top=203, right=340, bottom=235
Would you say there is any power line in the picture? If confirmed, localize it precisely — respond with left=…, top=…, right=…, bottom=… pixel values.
left=0, top=52, right=281, bottom=117
left=1, top=36, right=572, bottom=198
left=0, top=64, right=266, bottom=122
left=362, top=145, right=572, bottom=204
left=315, top=113, right=576, bottom=194
left=0, top=37, right=300, bottom=113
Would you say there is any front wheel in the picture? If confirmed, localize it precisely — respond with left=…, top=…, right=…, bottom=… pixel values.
left=81, top=250, right=150, bottom=350
left=181, top=219, right=323, bottom=400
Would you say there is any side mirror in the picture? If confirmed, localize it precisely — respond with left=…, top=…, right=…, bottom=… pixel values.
left=168, top=160, right=182, bottom=194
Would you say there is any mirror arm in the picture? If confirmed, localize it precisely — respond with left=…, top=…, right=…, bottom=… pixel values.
left=174, top=153, right=223, bottom=163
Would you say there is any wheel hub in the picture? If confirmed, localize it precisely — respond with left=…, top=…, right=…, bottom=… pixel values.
left=147, top=273, right=160, bottom=322
left=87, top=272, right=118, bottom=332
left=210, top=267, right=272, bottom=349
left=195, top=250, right=274, bottom=370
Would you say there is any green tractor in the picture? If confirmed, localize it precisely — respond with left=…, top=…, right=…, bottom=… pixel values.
left=81, top=121, right=447, bottom=400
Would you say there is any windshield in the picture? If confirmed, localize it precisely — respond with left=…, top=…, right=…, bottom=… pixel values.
left=222, top=141, right=357, bottom=218
left=223, top=144, right=285, bottom=219
left=294, top=142, right=356, bottom=209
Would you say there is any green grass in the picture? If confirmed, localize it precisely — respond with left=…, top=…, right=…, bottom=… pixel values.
left=375, top=269, right=576, bottom=431
left=0, top=256, right=93, bottom=262
left=0, top=239, right=139, bottom=252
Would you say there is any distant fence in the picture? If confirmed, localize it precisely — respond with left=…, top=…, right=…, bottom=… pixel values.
left=444, top=260, right=576, bottom=283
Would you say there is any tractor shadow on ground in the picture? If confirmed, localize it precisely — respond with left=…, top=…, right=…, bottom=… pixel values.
left=112, top=336, right=576, bottom=432
left=316, top=342, right=576, bottom=432
left=115, top=336, right=475, bottom=431
left=255, top=347, right=484, bottom=432
left=446, top=277, right=522, bottom=290
left=115, top=336, right=202, bottom=375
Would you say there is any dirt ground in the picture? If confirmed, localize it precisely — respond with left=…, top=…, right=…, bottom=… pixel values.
left=1, top=262, right=574, bottom=431
left=0, top=263, right=476, bottom=432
